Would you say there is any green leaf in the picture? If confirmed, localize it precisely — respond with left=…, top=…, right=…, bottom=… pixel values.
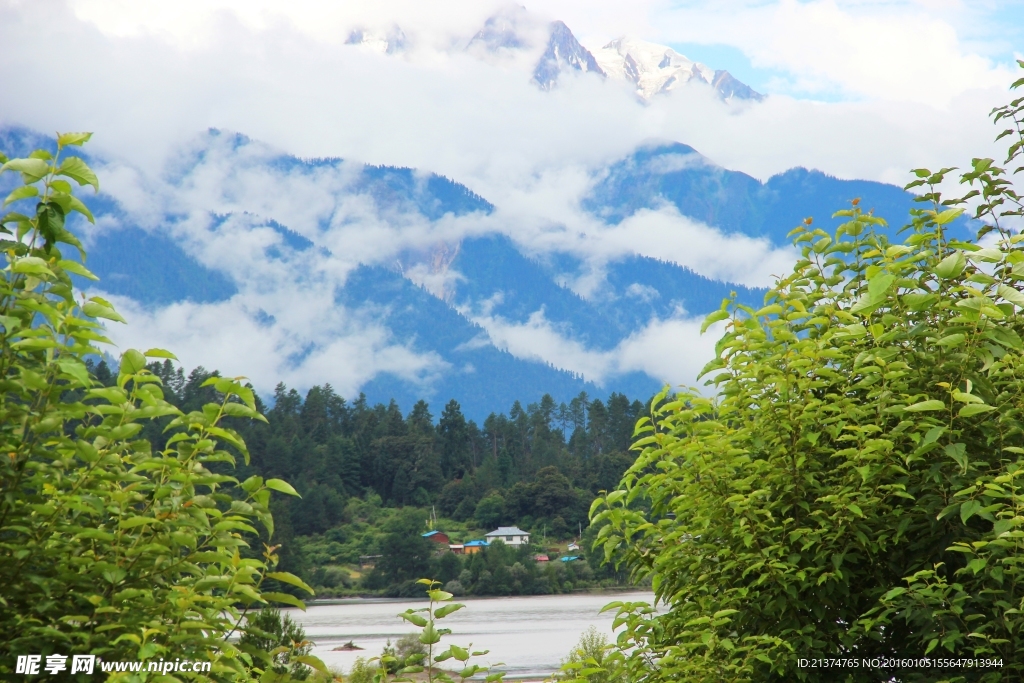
left=958, top=403, right=996, bottom=417
left=83, top=300, right=126, bottom=323
left=144, top=348, right=178, bottom=360
left=935, top=208, right=964, bottom=225
left=904, top=400, right=945, bottom=412
left=265, top=572, right=314, bottom=595
left=936, top=333, right=966, bottom=347
left=1, top=157, right=50, bottom=182
left=883, top=587, right=906, bottom=601
left=293, top=656, right=328, bottom=674
left=12, top=257, right=53, bottom=276
left=57, top=156, right=99, bottom=192
left=868, top=272, right=895, bottom=300
left=3, top=185, right=38, bottom=206
left=997, top=284, right=1024, bottom=308
left=60, top=193, right=95, bottom=223
left=36, top=201, right=65, bottom=244
left=57, top=357, right=92, bottom=386
left=265, top=479, right=300, bottom=497
left=966, top=558, right=987, bottom=574
left=701, top=309, right=729, bottom=334
left=427, top=590, right=454, bottom=602
left=58, top=259, right=98, bottom=280
left=57, top=132, right=93, bottom=147
left=262, top=592, right=306, bottom=610
left=933, top=251, right=967, bottom=279
left=960, top=500, right=982, bottom=524
left=120, top=516, right=156, bottom=529
left=420, top=624, right=441, bottom=645
left=400, top=612, right=428, bottom=627
left=434, top=603, right=464, bottom=619
left=119, top=349, right=147, bottom=375
left=945, top=443, right=969, bottom=472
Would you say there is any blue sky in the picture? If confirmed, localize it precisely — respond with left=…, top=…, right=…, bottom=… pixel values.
left=668, top=42, right=807, bottom=98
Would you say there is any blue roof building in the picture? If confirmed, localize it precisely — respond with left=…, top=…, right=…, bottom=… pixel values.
left=464, top=539, right=489, bottom=555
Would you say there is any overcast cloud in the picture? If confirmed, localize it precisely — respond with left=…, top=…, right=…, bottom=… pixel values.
left=0, top=0, right=1018, bottom=398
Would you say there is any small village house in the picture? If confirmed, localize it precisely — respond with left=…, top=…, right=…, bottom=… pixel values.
left=422, top=530, right=451, bottom=545
left=463, top=540, right=488, bottom=555
left=484, top=526, right=530, bottom=547
left=422, top=530, right=451, bottom=554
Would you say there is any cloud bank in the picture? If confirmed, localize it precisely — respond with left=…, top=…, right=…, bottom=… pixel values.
left=0, top=0, right=1017, bottom=400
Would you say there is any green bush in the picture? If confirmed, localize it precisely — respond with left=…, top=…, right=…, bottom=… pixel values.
left=591, top=63, right=1024, bottom=683
left=554, top=626, right=625, bottom=683
left=0, top=135, right=323, bottom=680
left=346, top=657, right=375, bottom=683
left=240, top=609, right=312, bottom=680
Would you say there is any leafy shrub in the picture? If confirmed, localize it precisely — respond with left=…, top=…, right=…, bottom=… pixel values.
left=240, top=608, right=312, bottom=680
left=346, top=657, right=376, bottom=683
left=0, top=135, right=322, bottom=680
left=590, top=63, right=1024, bottom=683
left=554, top=626, right=624, bottom=683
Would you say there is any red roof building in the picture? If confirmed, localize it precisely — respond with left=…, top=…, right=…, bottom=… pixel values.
left=422, top=530, right=451, bottom=545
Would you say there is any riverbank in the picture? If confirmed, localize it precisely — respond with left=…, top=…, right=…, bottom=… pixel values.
left=288, top=590, right=655, bottom=680
left=306, top=583, right=646, bottom=605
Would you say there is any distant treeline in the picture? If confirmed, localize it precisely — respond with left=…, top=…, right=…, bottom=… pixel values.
left=87, top=359, right=647, bottom=591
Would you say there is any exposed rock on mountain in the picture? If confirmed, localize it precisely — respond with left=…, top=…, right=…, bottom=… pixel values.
left=532, top=21, right=603, bottom=90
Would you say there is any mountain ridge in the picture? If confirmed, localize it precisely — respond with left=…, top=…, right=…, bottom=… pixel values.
left=1, top=125, right=948, bottom=421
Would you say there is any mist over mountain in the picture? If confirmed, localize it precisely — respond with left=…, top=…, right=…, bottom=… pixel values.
left=347, top=6, right=761, bottom=101
left=0, top=118, right=941, bottom=420
left=583, top=141, right=945, bottom=242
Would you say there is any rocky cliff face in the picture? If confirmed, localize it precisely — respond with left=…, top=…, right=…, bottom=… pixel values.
left=531, top=21, right=604, bottom=90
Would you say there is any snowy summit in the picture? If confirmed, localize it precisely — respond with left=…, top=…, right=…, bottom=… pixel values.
left=594, top=37, right=762, bottom=102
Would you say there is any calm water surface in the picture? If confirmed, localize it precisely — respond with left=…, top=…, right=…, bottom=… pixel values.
left=287, top=591, right=654, bottom=679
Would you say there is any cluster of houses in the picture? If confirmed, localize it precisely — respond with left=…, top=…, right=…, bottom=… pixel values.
left=422, top=526, right=530, bottom=554
left=422, top=526, right=582, bottom=563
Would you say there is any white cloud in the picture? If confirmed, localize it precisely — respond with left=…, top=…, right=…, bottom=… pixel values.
left=466, top=307, right=725, bottom=390
left=608, top=0, right=1016, bottom=104
left=1, top=0, right=1019, bottom=397
left=103, top=295, right=449, bottom=396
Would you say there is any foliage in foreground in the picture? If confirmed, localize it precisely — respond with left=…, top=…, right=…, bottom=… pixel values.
left=361, top=579, right=507, bottom=683
left=588, top=63, right=1024, bottom=682
left=240, top=608, right=313, bottom=680
left=549, top=626, right=625, bottom=683
left=0, top=137, right=324, bottom=680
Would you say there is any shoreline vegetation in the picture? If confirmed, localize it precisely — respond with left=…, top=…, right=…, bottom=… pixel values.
left=85, top=357, right=645, bottom=597
left=308, top=585, right=647, bottom=604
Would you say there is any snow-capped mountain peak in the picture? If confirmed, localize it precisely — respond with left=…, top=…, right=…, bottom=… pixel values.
left=345, top=25, right=407, bottom=54
left=532, top=21, right=603, bottom=90
left=594, top=37, right=761, bottom=102
left=466, top=5, right=536, bottom=53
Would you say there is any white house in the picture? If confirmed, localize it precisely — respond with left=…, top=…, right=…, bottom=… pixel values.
left=485, top=526, right=530, bottom=547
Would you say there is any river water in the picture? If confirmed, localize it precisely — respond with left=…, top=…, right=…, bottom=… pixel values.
left=287, top=591, right=655, bottom=680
